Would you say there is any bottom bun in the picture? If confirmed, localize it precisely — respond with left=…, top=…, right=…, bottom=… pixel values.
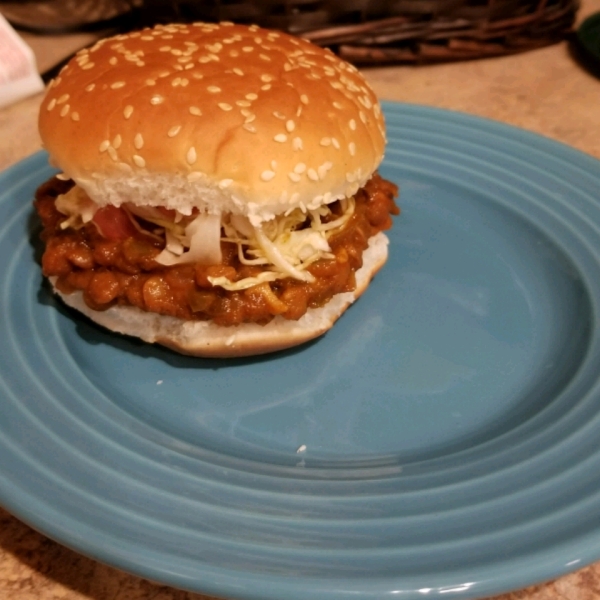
left=51, top=232, right=390, bottom=358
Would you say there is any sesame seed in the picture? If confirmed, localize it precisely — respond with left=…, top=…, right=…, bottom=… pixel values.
left=124, top=105, right=134, bottom=119
left=186, top=147, right=197, bottom=164
left=307, top=169, right=319, bottom=181
left=246, top=93, right=258, bottom=100
left=320, top=138, right=331, bottom=147
left=349, top=142, right=356, bottom=156
left=46, top=98, right=56, bottom=111
left=150, top=95, right=164, bottom=105
left=168, top=125, right=181, bottom=137
left=159, top=71, right=170, bottom=77
left=99, top=140, right=110, bottom=152
left=57, top=94, right=69, bottom=104
left=207, top=85, right=221, bottom=93
left=107, top=146, right=118, bottom=161
left=81, top=63, right=95, bottom=70
left=71, top=112, right=80, bottom=121
left=133, top=154, right=146, bottom=168
left=261, top=84, right=272, bottom=91
left=292, top=137, right=303, bottom=151
left=60, top=104, right=70, bottom=117
left=288, top=172, right=301, bottom=183
left=318, top=162, right=332, bottom=179
left=361, top=96, right=373, bottom=109
left=218, top=103, right=233, bottom=111
left=294, top=163, right=306, bottom=174
left=273, top=111, right=285, bottom=120
left=243, top=124, right=256, bottom=133
left=359, top=111, right=367, bottom=124
left=111, top=81, right=126, bottom=89
left=189, top=106, right=202, bottom=116
left=236, top=100, right=251, bottom=107
left=233, top=68, right=244, bottom=76
left=219, top=179, right=233, bottom=189
left=271, top=160, right=277, bottom=170
left=261, top=170, right=275, bottom=182
left=244, top=113, right=256, bottom=123
left=332, top=138, right=340, bottom=149
left=260, top=74, right=273, bottom=82
left=286, top=120, right=295, bottom=132
left=242, top=46, right=254, bottom=52
left=300, top=94, right=309, bottom=104
left=109, top=57, right=118, bottom=65
left=274, top=134, right=287, bottom=143
left=187, top=172, right=203, bottom=182
left=333, top=101, right=343, bottom=109
left=146, top=79, right=156, bottom=86
left=349, top=119, right=357, bottom=131
left=134, top=133, right=144, bottom=149
left=112, top=135, right=122, bottom=149
left=259, top=54, right=271, bottom=61
left=171, top=49, right=183, bottom=56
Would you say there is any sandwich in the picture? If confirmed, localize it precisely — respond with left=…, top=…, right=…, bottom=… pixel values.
left=34, top=21, right=399, bottom=357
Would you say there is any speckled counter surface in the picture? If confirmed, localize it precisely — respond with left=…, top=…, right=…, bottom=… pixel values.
left=1, top=2, right=600, bottom=598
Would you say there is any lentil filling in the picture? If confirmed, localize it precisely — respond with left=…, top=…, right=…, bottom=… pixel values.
left=35, top=174, right=399, bottom=326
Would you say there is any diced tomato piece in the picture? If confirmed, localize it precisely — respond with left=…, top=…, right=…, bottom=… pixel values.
left=92, top=206, right=139, bottom=241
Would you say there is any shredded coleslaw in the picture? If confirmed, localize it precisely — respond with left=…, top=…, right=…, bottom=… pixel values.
left=55, top=185, right=355, bottom=291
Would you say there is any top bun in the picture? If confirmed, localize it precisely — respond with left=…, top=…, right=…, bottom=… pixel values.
left=39, top=22, right=386, bottom=224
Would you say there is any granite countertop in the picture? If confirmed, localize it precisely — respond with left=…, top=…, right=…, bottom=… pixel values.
left=1, top=2, right=600, bottom=599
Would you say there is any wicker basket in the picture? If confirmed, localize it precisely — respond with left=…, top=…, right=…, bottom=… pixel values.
left=1, top=0, right=577, bottom=63
left=139, top=0, right=579, bottom=63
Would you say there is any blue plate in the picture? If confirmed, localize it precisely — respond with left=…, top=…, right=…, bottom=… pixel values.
left=1, top=102, right=600, bottom=600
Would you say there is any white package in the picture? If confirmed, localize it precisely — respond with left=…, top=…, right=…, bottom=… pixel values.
left=0, top=12, right=44, bottom=108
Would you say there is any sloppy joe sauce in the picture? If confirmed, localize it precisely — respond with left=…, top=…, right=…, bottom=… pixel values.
left=35, top=175, right=399, bottom=326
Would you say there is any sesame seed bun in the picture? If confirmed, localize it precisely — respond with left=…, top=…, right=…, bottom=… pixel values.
left=49, top=232, right=389, bottom=358
left=38, top=21, right=386, bottom=224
